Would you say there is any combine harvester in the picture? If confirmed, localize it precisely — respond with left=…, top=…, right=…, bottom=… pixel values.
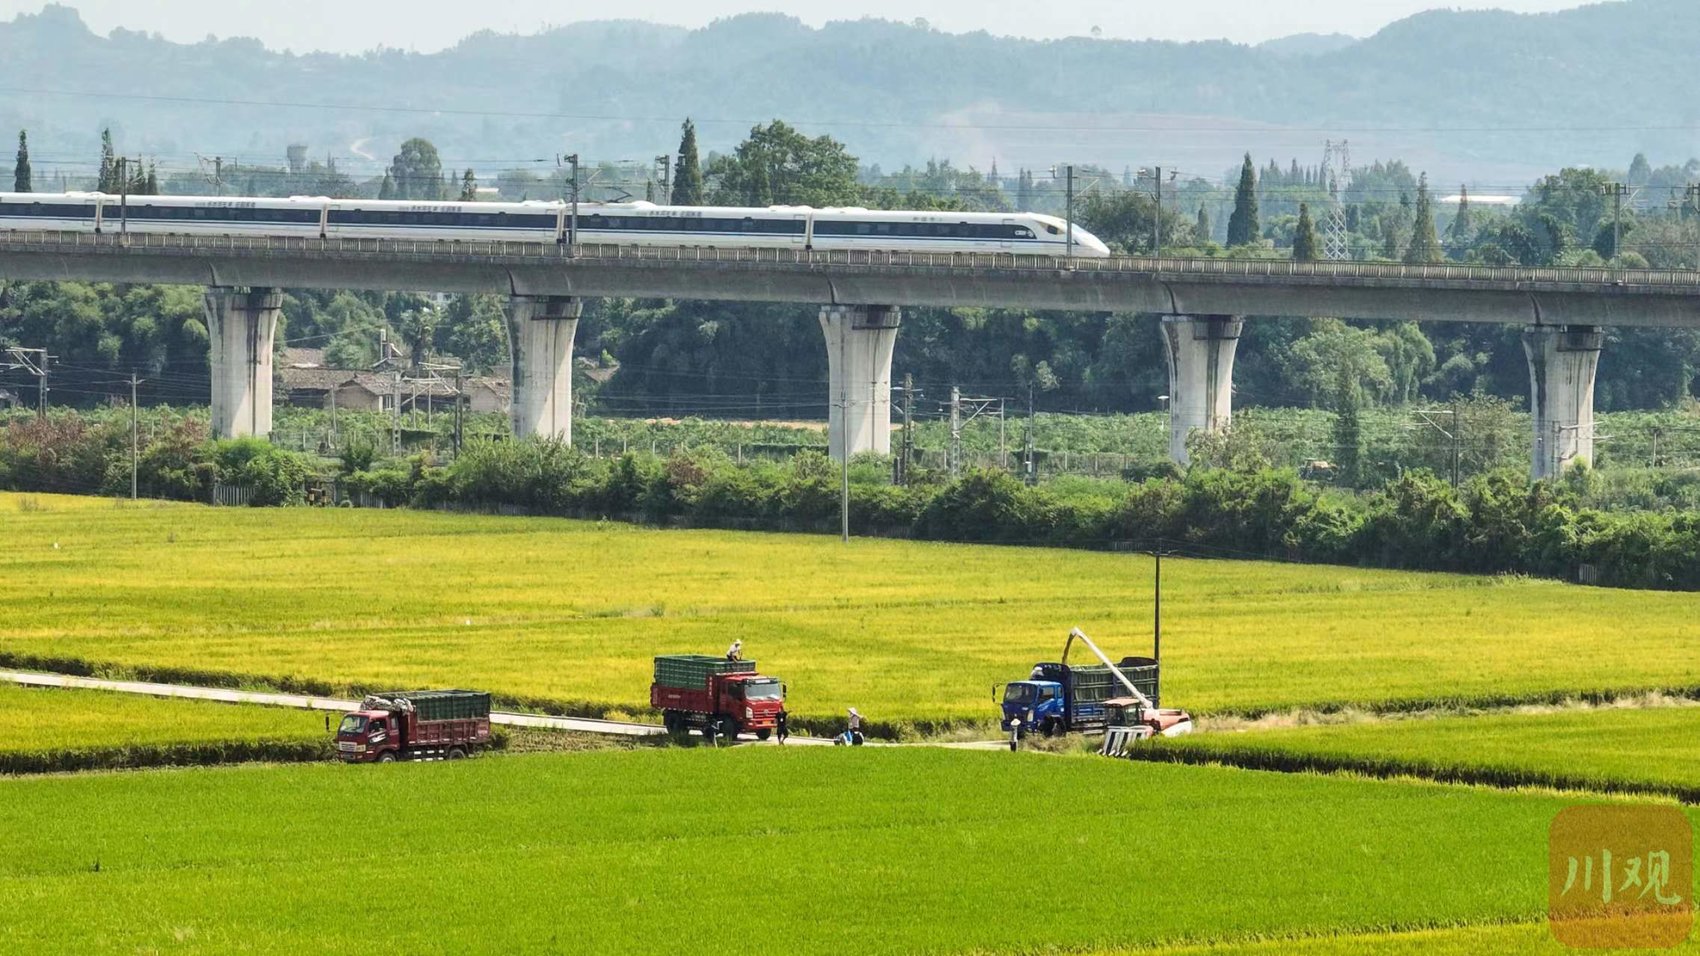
left=999, top=627, right=1191, bottom=753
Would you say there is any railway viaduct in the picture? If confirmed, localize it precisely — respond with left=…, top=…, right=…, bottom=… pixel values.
left=5, top=230, right=1700, bottom=479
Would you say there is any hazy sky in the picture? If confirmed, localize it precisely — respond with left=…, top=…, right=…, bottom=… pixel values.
left=1, top=0, right=1599, bottom=52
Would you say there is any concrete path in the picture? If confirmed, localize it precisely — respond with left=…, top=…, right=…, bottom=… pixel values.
left=0, top=670, right=995, bottom=748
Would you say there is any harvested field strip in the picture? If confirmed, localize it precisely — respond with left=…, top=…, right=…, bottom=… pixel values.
left=1147, top=705, right=1700, bottom=799
left=0, top=748, right=1671, bottom=954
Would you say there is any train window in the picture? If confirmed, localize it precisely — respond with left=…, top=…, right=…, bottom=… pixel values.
left=1015, top=227, right=1033, bottom=238
left=1045, top=224, right=1061, bottom=235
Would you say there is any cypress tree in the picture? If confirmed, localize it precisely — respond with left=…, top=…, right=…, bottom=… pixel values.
left=459, top=168, right=478, bottom=201
left=1226, top=153, right=1259, bottom=247
left=142, top=162, right=158, bottom=195
left=1380, top=217, right=1402, bottom=260
left=13, top=130, right=30, bottom=192
left=671, top=119, right=704, bottom=205
left=1404, top=173, right=1443, bottom=264
left=378, top=171, right=396, bottom=201
left=1447, top=184, right=1473, bottom=252
left=1195, top=205, right=1210, bottom=243
left=97, top=128, right=116, bottom=192
left=1293, top=202, right=1320, bottom=261
left=1016, top=169, right=1034, bottom=211
left=1331, top=364, right=1363, bottom=487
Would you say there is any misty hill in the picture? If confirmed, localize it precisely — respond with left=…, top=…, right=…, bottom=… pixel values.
left=0, top=1, right=1692, bottom=186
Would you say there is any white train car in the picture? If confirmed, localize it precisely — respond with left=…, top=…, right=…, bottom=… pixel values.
left=0, top=193, right=1113, bottom=257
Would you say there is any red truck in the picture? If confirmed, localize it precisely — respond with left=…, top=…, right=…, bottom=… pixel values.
left=335, top=690, right=493, bottom=762
left=650, top=654, right=785, bottom=740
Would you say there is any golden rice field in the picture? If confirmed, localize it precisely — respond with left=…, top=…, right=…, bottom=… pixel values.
left=5, top=492, right=1699, bottom=728
left=0, top=683, right=325, bottom=754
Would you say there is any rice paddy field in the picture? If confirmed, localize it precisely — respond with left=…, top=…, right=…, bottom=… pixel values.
left=8, top=490, right=1700, bottom=953
left=4, top=493, right=1700, bottom=730
left=0, top=683, right=325, bottom=753
left=2, top=747, right=1683, bottom=955
left=1157, top=703, right=1700, bottom=797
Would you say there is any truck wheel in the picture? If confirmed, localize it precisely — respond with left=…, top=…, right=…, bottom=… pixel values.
left=663, top=712, right=684, bottom=735
left=447, top=747, right=466, bottom=760
left=1043, top=718, right=1061, bottom=738
left=720, top=718, right=741, bottom=740
left=378, top=752, right=396, bottom=763
left=755, top=728, right=772, bottom=742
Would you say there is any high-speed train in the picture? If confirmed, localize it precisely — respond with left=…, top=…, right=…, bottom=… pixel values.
left=0, top=192, right=1112, bottom=257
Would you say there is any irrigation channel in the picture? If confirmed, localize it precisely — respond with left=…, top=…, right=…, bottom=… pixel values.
left=0, top=670, right=968, bottom=748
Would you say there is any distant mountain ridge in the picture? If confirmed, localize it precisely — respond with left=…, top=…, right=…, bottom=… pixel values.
left=0, top=1, right=1689, bottom=185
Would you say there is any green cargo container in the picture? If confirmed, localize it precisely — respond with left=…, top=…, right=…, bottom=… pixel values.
left=367, top=690, right=491, bottom=722
left=653, top=655, right=756, bottom=689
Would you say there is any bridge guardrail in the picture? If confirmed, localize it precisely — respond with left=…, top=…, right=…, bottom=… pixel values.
left=1, top=230, right=1698, bottom=292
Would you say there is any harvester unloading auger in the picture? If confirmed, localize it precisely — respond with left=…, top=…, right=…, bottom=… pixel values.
left=1062, top=627, right=1193, bottom=753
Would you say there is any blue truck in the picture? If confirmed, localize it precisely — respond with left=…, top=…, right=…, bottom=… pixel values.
left=998, top=658, right=1159, bottom=738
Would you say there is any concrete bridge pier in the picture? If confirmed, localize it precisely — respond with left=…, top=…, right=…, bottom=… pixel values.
left=1161, top=314, right=1243, bottom=464
left=1524, top=324, right=1603, bottom=480
left=205, top=287, right=283, bottom=439
left=506, top=294, right=583, bottom=443
left=820, top=304, right=901, bottom=461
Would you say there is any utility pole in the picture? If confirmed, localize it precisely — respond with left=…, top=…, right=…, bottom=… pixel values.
left=566, top=153, right=581, bottom=255
left=948, top=386, right=962, bottom=478
left=454, top=368, right=464, bottom=456
left=1604, top=181, right=1630, bottom=262
left=1065, top=164, right=1075, bottom=257
left=898, top=373, right=914, bottom=486
left=1450, top=402, right=1462, bottom=490
left=839, top=316, right=850, bottom=544
left=129, top=372, right=140, bottom=500
left=1150, top=549, right=1166, bottom=706
left=391, top=371, right=402, bottom=453
left=1024, top=383, right=1036, bottom=486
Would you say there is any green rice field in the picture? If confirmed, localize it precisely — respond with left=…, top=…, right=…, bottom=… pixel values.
left=0, top=683, right=326, bottom=754
left=0, top=747, right=1663, bottom=955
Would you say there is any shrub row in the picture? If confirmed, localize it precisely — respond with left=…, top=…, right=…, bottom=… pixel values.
left=353, top=440, right=1700, bottom=591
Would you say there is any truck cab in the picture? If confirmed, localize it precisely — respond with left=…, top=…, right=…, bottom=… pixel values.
left=335, top=710, right=398, bottom=762
left=1000, top=680, right=1066, bottom=736
left=718, top=674, right=785, bottom=737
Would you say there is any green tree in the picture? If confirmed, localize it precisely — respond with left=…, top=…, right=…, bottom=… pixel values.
left=389, top=138, right=444, bottom=201
left=13, top=130, right=30, bottom=192
left=1194, top=205, right=1210, bottom=243
left=1331, top=363, right=1363, bottom=486
left=671, top=119, right=705, bottom=205
left=1446, top=184, right=1473, bottom=255
left=1226, top=153, right=1259, bottom=247
left=96, top=128, right=117, bottom=192
left=378, top=171, right=396, bottom=201
left=1404, top=174, right=1443, bottom=263
left=1292, top=202, right=1320, bottom=261
left=705, top=121, right=859, bottom=207
left=459, top=168, right=478, bottom=201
